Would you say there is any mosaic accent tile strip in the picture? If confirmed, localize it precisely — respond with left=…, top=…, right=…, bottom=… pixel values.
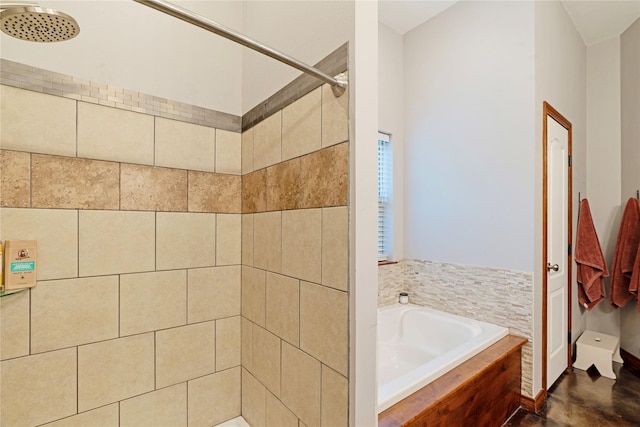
left=378, top=262, right=405, bottom=307
left=0, top=59, right=241, bottom=132
left=243, top=42, right=349, bottom=131
left=521, top=341, right=534, bottom=398
left=379, top=259, right=533, bottom=339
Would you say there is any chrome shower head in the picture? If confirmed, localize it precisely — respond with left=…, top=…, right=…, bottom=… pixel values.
left=0, top=5, right=79, bottom=42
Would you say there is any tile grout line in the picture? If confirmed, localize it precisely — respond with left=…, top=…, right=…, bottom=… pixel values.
left=76, top=345, right=79, bottom=416
left=153, top=116, right=156, bottom=167
left=77, top=209, right=80, bottom=281
left=75, top=100, right=78, bottom=158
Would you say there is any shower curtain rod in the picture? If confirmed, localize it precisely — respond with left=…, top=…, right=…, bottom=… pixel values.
left=133, top=0, right=347, bottom=97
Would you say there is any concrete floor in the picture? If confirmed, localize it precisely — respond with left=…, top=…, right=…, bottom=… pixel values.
left=505, top=363, right=640, bottom=427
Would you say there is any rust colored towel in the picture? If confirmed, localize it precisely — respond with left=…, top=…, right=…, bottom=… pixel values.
left=630, top=244, right=640, bottom=312
left=575, top=199, right=609, bottom=310
left=610, top=198, right=640, bottom=309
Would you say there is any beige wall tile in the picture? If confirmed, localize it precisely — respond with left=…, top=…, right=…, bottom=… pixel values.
left=322, top=207, right=349, bottom=292
left=32, top=154, right=119, bottom=210
left=188, top=171, right=241, bottom=214
left=120, top=384, right=187, bottom=427
left=216, top=129, right=242, bottom=175
left=156, top=117, right=215, bottom=172
left=281, top=342, right=321, bottom=427
left=300, top=282, right=348, bottom=376
left=321, top=81, right=349, bottom=148
left=266, top=158, right=300, bottom=211
left=266, top=272, right=299, bottom=346
left=120, top=270, right=187, bottom=336
left=79, top=210, right=155, bottom=276
left=121, top=164, right=187, bottom=212
left=282, top=88, right=321, bottom=161
left=217, top=214, right=241, bottom=265
left=254, top=211, right=282, bottom=273
left=282, top=209, right=321, bottom=283
left=266, top=392, right=298, bottom=427
left=156, top=212, right=216, bottom=270
left=1, top=348, right=77, bottom=426
left=31, top=276, right=119, bottom=353
left=1, top=289, right=29, bottom=360
left=242, top=127, right=254, bottom=174
left=242, top=266, right=266, bottom=327
left=188, top=367, right=241, bottom=427
left=188, top=266, right=240, bottom=323
left=156, top=322, right=216, bottom=388
left=78, top=102, right=154, bottom=165
left=1, top=208, right=78, bottom=280
left=78, top=333, right=155, bottom=411
left=300, top=143, right=348, bottom=208
left=252, top=324, right=281, bottom=397
left=321, top=366, right=348, bottom=427
left=216, top=316, right=241, bottom=371
left=253, top=111, right=281, bottom=170
left=242, top=317, right=254, bottom=372
left=242, top=169, right=267, bottom=214
left=242, top=369, right=266, bottom=427
left=1, top=85, right=76, bottom=156
left=187, top=266, right=240, bottom=322
left=242, top=214, right=254, bottom=266
left=0, top=150, right=30, bottom=207
left=42, top=404, right=119, bottom=427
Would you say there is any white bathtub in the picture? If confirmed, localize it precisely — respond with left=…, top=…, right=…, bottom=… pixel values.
left=377, top=303, right=509, bottom=413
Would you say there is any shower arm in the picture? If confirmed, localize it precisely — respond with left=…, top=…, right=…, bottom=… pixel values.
left=133, top=0, right=347, bottom=97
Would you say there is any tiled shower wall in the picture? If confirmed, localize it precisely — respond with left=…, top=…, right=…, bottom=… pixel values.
left=240, top=80, right=350, bottom=427
left=378, top=259, right=534, bottom=398
left=0, top=77, right=243, bottom=426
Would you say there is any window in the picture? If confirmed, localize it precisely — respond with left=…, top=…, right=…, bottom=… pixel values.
left=378, top=131, right=392, bottom=261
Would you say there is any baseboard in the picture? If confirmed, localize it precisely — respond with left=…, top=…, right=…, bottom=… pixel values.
left=621, top=348, right=640, bottom=377
left=520, top=389, right=547, bottom=412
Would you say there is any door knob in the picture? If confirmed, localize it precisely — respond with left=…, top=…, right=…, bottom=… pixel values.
left=547, top=263, right=559, bottom=272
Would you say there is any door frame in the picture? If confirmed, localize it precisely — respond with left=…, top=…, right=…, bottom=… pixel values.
left=541, top=101, right=573, bottom=391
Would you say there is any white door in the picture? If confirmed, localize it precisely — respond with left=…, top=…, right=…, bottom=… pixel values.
left=546, top=116, right=569, bottom=388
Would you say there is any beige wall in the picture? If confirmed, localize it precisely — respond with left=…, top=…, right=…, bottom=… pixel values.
left=619, top=18, right=640, bottom=359
left=585, top=37, right=622, bottom=337
left=0, top=83, right=242, bottom=427
left=240, top=83, right=350, bottom=427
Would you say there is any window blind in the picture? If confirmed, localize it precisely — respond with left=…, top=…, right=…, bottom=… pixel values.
left=378, top=132, right=391, bottom=261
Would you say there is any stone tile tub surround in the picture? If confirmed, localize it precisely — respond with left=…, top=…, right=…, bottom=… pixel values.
left=378, top=258, right=534, bottom=398
left=0, top=82, right=242, bottom=426
left=240, top=75, right=350, bottom=426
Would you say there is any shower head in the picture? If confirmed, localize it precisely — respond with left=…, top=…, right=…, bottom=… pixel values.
left=0, top=4, right=79, bottom=42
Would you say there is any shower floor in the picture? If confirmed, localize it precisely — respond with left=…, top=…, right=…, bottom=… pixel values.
left=214, top=416, right=250, bottom=427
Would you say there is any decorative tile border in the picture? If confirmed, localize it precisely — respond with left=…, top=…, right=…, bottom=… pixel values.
left=0, top=59, right=241, bottom=132
left=1, top=41, right=348, bottom=133
left=242, top=143, right=348, bottom=213
left=242, top=43, right=349, bottom=130
left=0, top=150, right=241, bottom=213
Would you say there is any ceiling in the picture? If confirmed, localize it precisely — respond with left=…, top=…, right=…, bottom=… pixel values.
left=379, top=0, right=640, bottom=46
